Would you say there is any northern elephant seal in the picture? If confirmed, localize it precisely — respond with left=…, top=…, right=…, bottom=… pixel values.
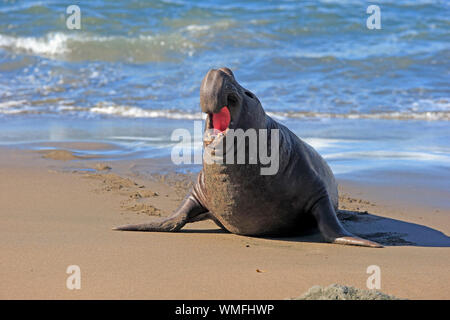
left=114, top=67, right=382, bottom=248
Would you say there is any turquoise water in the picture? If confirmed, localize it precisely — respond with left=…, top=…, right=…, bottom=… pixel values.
left=0, top=1, right=449, bottom=182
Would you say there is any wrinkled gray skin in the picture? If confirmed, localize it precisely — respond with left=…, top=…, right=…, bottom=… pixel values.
left=114, top=67, right=382, bottom=247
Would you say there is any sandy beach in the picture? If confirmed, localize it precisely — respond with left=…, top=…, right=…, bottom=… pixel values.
left=0, top=143, right=448, bottom=300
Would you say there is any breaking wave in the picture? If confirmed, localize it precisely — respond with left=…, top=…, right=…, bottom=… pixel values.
left=0, top=31, right=199, bottom=62
left=0, top=101, right=448, bottom=121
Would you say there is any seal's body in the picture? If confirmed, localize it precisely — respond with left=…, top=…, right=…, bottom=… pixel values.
left=193, top=117, right=338, bottom=236
left=114, top=68, right=381, bottom=247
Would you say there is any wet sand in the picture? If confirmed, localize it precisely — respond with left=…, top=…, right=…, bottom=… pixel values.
left=0, top=144, right=449, bottom=299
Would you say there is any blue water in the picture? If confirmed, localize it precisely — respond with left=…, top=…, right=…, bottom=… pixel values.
left=0, top=0, right=449, bottom=181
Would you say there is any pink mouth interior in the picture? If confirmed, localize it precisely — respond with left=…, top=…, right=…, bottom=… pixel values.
left=212, top=106, right=230, bottom=132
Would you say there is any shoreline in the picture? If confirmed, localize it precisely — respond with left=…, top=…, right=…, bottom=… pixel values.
left=0, top=144, right=449, bottom=299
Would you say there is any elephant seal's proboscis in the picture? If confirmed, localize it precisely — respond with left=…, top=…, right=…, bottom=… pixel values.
left=114, top=67, right=382, bottom=248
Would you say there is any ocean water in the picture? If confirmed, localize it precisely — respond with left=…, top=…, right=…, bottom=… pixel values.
left=0, top=0, right=449, bottom=182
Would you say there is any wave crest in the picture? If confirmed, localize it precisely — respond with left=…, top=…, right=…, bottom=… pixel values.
left=0, top=32, right=198, bottom=62
left=0, top=101, right=448, bottom=121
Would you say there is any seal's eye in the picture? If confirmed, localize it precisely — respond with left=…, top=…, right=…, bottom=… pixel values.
left=227, top=94, right=238, bottom=107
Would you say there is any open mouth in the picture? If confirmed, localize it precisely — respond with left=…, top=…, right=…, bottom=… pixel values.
left=204, top=106, right=231, bottom=146
left=206, top=106, right=232, bottom=133
left=211, top=106, right=230, bottom=132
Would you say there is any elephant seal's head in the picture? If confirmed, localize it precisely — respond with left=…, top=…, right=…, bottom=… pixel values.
left=200, top=67, right=266, bottom=148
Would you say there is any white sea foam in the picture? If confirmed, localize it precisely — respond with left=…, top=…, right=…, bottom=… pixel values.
left=0, top=31, right=198, bottom=61
left=0, top=94, right=448, bottom=122
left=88, top=104, right=450, bottom=121
left=184, top=25, right=210, bottom=32
left=89, top=104, right=203, bottom=120
left=0, top=100, right=27, bottom=108
left=0, top=33, right=69, bottom=56
left=1, top=100, right=448, bottom=121
left=268, top=110, right=450, bottom=121
left=325, top=151, right=449, bottom=162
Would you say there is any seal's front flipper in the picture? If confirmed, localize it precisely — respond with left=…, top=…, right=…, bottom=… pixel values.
left=113, top=194, right=207, bottom=232
left=310, top=196, right=383, bottom=248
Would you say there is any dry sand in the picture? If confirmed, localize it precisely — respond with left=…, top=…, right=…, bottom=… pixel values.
left=0, top=145, right=449, bottom=299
